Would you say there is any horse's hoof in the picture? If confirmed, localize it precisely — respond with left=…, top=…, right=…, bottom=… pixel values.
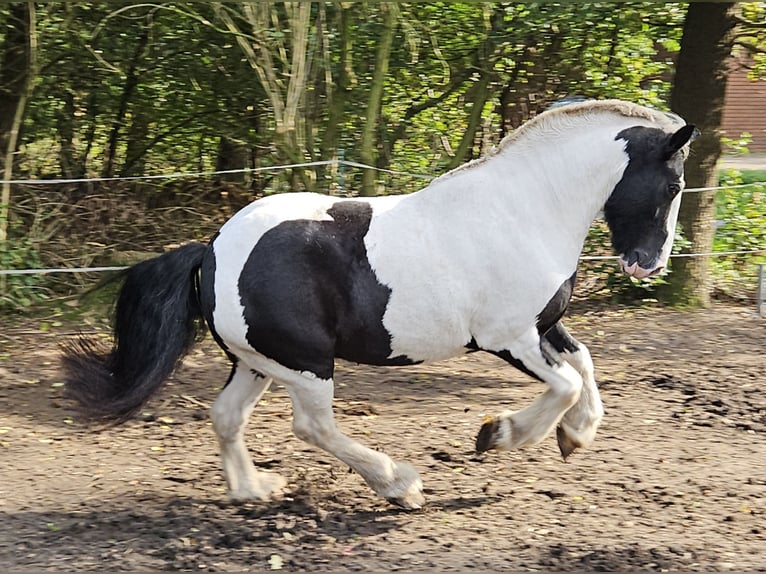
left=227, top=472, right=287, bottom=503
left=386, top=490, right=425, bottom=510
left=381, top=463, right=425, bottom=509
left=556, top=425, right=579, bottom=460
left=475, top=416, right=499, bottom=452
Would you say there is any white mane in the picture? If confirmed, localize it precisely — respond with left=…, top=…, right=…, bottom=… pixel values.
left=436, top=100, right=687, bottom=184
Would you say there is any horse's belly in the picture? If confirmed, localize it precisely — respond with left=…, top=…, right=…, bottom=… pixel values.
left=336, top=321, right=469, bottom=366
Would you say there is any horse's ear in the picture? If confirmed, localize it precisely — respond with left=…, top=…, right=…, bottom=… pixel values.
left=663, top=124, right=698, bottom=160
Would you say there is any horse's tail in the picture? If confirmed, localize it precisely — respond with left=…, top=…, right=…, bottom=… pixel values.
left=62, top=242, right=209, bottom=424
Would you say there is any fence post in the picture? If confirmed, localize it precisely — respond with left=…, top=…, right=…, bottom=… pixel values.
left=338, top=148, right=345, bottom=195
left=758, top=264, right=765, bottom=318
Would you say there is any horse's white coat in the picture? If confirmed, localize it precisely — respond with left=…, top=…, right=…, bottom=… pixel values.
left=367, top=125, right=632, bottom=362
left=207, top=100, right=690, bottom=505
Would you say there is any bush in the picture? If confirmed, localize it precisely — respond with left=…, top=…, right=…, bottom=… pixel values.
left=712, top=169, right=766, bottom=300
left=0, top=233, right=46, bottom=310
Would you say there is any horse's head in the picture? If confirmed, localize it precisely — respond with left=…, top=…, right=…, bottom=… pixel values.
left=604, top=123, right=697, bottom=279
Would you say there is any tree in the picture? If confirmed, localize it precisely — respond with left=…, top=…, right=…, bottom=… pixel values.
left=666, top=2, right=738, bottom=307
left=359, top=3, right=398, bottom=196
left=213, top=2, right=316, bottom=192
left=3, top=2, right=688, bottom=200
left=0, top=1, right=36, bottom=245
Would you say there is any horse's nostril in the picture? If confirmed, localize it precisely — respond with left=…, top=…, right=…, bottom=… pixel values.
left=627, top=249, right=653, bottom=267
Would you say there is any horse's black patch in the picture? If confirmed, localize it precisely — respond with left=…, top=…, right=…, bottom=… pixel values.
left=544, top=322, right=580, bottom=355
left=604, top=125, right=691, bottom=269
left=464, top=337, right=540, bottom=381
left=237, top=201, right=416, bottom=380
left=534, top=273, right=578, bottom=366
left=536, top=272, right=576, bottom=336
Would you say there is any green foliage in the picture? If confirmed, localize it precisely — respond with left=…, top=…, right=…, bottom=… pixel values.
left=735, top=3, right=766, bottom=79
left=721, top=132, right=753, bottom=156
left=381, top=3, right=684, bottom=188
left=11, top=2, right=687, bottom=195
left=712, top=169, right=766, bottom=298
left=3, top=2, right=763, bottom=310
left=0, top=226, right=46, bottom=311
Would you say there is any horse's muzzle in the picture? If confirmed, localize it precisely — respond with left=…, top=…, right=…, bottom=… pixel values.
left=619, top=257, right=664, bottom=279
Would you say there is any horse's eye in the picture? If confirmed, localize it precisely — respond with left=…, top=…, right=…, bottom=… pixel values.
left=667, top=183, right=681, bottom=196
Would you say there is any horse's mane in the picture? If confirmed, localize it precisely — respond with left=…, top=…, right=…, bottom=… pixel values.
left=437, top=100, right=687, bottom=182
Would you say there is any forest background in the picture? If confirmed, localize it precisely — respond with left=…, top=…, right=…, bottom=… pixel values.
left=0, top=2, right=765, bottom=314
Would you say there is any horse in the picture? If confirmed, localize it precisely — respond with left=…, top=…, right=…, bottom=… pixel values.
left=63, top=99, right=696, bottom=510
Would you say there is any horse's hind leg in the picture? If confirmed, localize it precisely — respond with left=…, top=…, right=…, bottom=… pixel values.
left=210, top=363, right=286, bottom=501
left=545, top=322, right=604, bottom=459
left=279, top=370, right=424, bottom=509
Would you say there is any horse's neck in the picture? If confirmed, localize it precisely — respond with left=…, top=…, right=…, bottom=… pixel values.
left=455, top=122, right=629, bottom=256
left=512, top=122, right=629, bottom=213
left=411, top=120, right=634, bottom=279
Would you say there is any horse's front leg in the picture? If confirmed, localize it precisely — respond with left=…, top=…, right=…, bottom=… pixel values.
left=475, top=330, right=584, bottom=453
left=545, top=322, right=604, bottom=459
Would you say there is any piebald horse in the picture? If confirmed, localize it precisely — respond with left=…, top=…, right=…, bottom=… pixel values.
left=63, top=99, right=696, bottom=509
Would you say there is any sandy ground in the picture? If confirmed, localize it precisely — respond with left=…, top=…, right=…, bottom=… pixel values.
left=0, top=303, right=764, bottom=571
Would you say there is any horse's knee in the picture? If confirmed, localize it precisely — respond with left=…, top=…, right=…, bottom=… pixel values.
left=285, top=377, right=336, bottom=447
left=211, top=401, right=244, bottom=441
left=567, top=346, right=594, bottom=377
left=210, top=369, right=271, bottom=442
left=555, top=367, right=583, bottom=408
left=292, top=415, right=335, bottom=447
left=210, top=412, right=236, bottom=441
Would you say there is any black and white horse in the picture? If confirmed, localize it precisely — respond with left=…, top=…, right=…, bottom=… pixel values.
left=63, top=100, right=696, bottom=509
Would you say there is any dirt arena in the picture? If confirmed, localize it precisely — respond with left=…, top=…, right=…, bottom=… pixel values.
left=1, top=303, right=764, bottom=571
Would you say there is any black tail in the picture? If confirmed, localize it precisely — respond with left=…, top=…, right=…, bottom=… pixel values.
left=62, top=242, right=209, bottom=424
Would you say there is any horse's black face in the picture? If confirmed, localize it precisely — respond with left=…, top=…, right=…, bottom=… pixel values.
left=605, top=124, right=696, bottom=279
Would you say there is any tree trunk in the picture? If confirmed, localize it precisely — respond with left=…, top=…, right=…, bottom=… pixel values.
left=215, top=135, right=250, bottom=183
left=101, top=13, right=153, bottom=179
left=359, top=3, right=397, bottom=197
left=445, top=6, right=507, bottom=169
left=1, top=1, right=36, bottom=246
left=57, top=90, right=77, bottom=178
left=0, top=3, right=31, bottom=157
left=216, top=2, right=314, bottom=191
left=665, top=2, right=738, bottom=307
left=77, top=92, right=98, bottom=181
left=447, top=73, right=492, bottom=169
left=317, top=2, right=353, bottom=188
left=121, top=109, right=150, bottom=177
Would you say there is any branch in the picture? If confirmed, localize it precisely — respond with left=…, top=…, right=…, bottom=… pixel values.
left=214, top=3, right=285, bottom=125
left=734, top=15, right=766, bottom=30
left=734, top=40, right=766, bottom=56
left=118, top=109, right=224, bottom=177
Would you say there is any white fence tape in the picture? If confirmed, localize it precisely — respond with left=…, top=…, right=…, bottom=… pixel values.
left=0, top=159, right=762, bottom=191
left=0, top=160, right=430, bottom=185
